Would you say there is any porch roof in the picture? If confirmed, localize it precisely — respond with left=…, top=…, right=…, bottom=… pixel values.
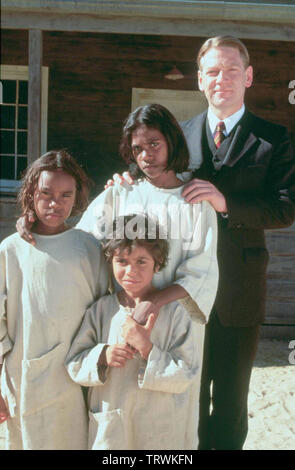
left=2, top=0, right=295, bottom=41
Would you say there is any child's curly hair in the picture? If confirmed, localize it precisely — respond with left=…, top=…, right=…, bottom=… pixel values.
left=18, top=150, right=91, bottom=216
left=103, top=214, right=169, bottom=272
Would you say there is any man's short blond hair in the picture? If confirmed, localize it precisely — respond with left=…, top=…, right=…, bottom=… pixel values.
left=197, top=36, right=250, bottom=70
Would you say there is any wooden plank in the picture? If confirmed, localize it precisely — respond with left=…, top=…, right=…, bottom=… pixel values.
left=28, top=29, right=42, bottom=165
left=260, top=325, right=295, bottom=339
left=266, top=300, right=295, bottom=320
left=266, top=278, right=295, bottom=302
left=264, top=317, right=295, bottom=326
left=267, top=255, right=295, bottom=278
left=2, top=10, right=295, bottom=42
left=266, top=232, right=295, bottom=255
left=265, top=220, right=295, bottom=325
left=3, top=0, right=295, bottom=23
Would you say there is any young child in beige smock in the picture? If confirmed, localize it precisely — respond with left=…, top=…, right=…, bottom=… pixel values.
left=66, top=215, right=199, bottom=450
left=0, top=151, right=108, bottom=450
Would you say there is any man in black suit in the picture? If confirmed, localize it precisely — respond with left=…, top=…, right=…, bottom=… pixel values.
left=181, top=35, right=295, bottom=450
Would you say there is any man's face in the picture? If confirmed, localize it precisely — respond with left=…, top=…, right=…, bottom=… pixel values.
left=198, top=46, right=253, bottom=119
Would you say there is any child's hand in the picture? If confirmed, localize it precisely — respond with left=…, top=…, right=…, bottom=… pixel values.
left=105, top=344, right=135, bottom=368
left=122, top=314, right=157, bottom=360
left=0, top=394, right=9, bottom=424
left=16, top=211, right=36, bottom=246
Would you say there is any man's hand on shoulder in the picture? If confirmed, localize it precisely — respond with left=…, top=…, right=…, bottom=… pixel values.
left=182, top=178, right=228, bottom=213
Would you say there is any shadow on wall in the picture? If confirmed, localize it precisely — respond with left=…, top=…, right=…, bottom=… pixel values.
left=0, top=198, right=19, bottom=242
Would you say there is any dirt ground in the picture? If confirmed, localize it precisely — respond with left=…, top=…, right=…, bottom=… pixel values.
left=0, top=338, right=294, bottom=451
left=244, top=338, right=295, bottom=450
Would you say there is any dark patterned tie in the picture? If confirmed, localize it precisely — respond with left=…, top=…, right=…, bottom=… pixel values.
left=214, top=121, right=225, bottom=148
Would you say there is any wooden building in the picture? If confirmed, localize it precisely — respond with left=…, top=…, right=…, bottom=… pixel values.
left=1, top=0, right=295, bottom=337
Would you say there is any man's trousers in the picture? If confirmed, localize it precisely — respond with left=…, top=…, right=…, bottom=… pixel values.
left=198, top=308, right=261, bottom=450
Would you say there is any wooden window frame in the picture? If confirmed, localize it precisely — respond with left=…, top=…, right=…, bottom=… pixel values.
left=0, top=65, right=48, bottom=194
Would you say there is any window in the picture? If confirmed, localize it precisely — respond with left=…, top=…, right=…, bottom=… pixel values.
left=0, top=65, right=48, bottom=194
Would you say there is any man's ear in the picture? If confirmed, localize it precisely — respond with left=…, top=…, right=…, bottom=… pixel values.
left=245, top=65, right=253, bottom=89
left=198, top=70, right=204, bottom=92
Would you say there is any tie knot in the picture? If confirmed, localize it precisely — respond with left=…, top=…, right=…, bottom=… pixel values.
left=216, top=121, right=225, bottom=132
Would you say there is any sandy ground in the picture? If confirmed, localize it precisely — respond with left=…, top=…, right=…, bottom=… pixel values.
left=244, top=338, right=295, bottom=450
left=0, top=338, right=294, bottom=451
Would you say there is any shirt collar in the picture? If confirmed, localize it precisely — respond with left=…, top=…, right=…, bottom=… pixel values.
left=208, top=104, right=245, bottom=136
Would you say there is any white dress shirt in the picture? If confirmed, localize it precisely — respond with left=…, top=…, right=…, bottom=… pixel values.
left=207, top=104, right=245, bottom=137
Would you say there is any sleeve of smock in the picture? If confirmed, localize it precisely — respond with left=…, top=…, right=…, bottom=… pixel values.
left=138, top=306, right=199, bottom=394
left=65, top=301, right=109, bottom=386
left=0, top=245, right=13, bottom=361
left=85, top=235, right=110, bottom=299
left=174, top=200, right=219, bottom=324
left=96, top=244, right=109, bottom=298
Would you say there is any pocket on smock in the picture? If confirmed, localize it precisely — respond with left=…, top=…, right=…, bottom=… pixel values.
left=21, top=342, right=71, bottom=416
left=88, top=408, right=127, bottom=450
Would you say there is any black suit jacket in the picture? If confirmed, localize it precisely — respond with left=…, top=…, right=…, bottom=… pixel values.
left=181, top=109, right=295, bottom=327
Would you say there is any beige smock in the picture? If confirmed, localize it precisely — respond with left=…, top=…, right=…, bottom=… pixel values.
left=0, top=229, right=108, bottom=450
left=66, top=293, right=199, bottom=450
left=76, top=179, right=219, bottom=324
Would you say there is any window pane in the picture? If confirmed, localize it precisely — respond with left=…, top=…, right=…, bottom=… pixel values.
left=0, top=130, right=15, bottom=154
left=17, top=131, right=27, bottom=155
left=1, top=80, right=16, bottom=103
left=19, top=81, right=28, bottom=105
left=0, top=155, right=15, bottom=180
left=0, top=105, right=16, bottom=129
left=17, top=156, right=28, bottom=179
left=18, top=106, right=28, bottom=129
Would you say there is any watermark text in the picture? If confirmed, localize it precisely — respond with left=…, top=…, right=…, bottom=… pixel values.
left=288, top=80, right=295, bottom=104
left=288, top=340, right=295, bottom=364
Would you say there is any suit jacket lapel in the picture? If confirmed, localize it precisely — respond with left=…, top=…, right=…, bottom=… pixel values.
left=221, top=109, right=259, bottom=168
left=181, top=111, right=207, bottom=171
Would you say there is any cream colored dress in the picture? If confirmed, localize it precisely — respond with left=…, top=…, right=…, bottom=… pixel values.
left=0, top=229, right=108, bottom=450
left=66, top=294, right=199, bottom=450
left=76, top=179, right=219, bottom=324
